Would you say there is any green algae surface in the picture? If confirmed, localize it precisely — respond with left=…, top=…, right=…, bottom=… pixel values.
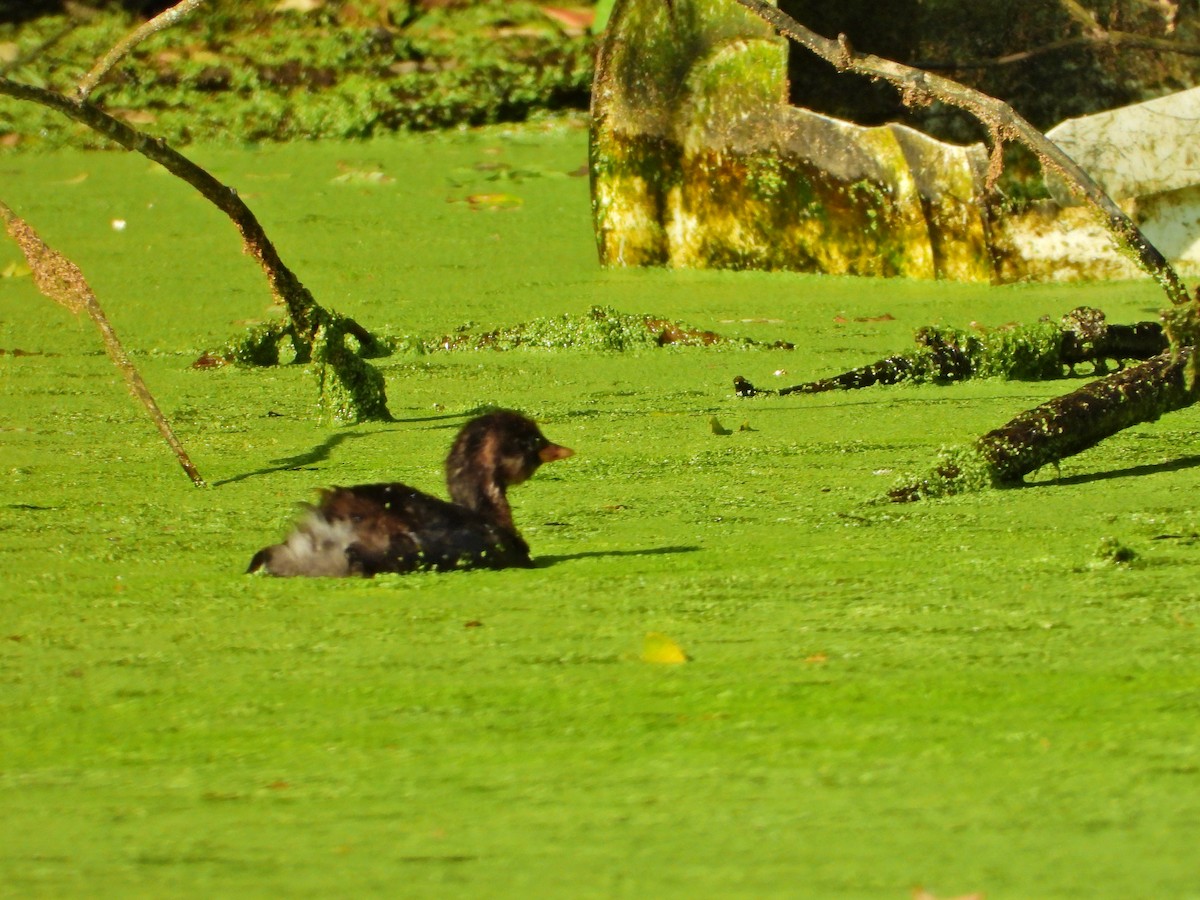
left=3, top=121, right=1200, bottom=898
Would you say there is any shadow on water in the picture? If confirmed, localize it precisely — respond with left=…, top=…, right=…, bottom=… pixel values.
left=214, top=413, right=471, bottom=487
left=1025, top=454, right=1200, bottom=489
left=536, top=545, right=701, bottom=566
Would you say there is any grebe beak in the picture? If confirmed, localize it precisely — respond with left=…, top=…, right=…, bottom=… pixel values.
left=539, top=443, right=574, bottom=463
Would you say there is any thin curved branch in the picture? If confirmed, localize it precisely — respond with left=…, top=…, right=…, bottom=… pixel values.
left=730, top=0, right=1192, bottom=310
left=1059, top=0, right=1105, bottom=35
left=0, top=76, right=320, bottom=339
left=77, top=0, right=208, bottom=101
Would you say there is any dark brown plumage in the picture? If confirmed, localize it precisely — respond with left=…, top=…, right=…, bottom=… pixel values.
left=248, top=411, right=573, bottom=577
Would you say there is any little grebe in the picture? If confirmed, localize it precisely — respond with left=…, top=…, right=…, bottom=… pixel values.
left=248, top=411, right=573, bottom=577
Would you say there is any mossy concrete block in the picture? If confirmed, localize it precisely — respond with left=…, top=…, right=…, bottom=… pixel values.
left=590, top=0, right=993, bottom=281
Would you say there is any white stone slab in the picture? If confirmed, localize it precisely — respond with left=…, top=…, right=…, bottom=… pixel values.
left=1046, top=87, right=1200, bottom=204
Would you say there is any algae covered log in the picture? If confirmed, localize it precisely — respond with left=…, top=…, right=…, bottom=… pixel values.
left=734, top=307, right=1167, bottom=396
left=890, top=348, right=1200, bottom=501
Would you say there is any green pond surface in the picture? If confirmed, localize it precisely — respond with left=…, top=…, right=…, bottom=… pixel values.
left=2, top=120, right=1199, bottom=898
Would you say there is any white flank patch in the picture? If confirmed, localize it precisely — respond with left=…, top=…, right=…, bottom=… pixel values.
left=264, top=514, right=357, bottom=577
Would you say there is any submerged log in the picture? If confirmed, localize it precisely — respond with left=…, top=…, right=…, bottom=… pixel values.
left=733, top=307, right=1167, bottom=396
left=889, top=347, right=1200, bottom=501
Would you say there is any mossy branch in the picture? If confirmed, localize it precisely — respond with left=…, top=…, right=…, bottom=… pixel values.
left=890, top=348, right=1200, bottom=501
left=0, top=199, right=206, bottom=487
left=729, top=0, right=1192, bottom=312
left=734, top=308, right=1168, bottom=396
left=0, top=75, right=391, bottom=424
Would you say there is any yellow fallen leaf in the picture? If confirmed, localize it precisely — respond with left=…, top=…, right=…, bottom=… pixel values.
left=464, top=193, right=523, bottom=211
left=642, top=632, right=687, bottom=664
left=2, top=261, right=31, bottom=278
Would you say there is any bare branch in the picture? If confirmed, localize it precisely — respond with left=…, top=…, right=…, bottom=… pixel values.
left=0, top=199, right=206, bottom=487
left=729, top=0, right=1192, bottom=311
left=0, top=75, right=392, bottom=423
left=77, top=0, right=207, bottom=102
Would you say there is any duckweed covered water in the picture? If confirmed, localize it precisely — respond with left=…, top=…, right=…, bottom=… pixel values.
left=2, top=120, right=1199, bottom=898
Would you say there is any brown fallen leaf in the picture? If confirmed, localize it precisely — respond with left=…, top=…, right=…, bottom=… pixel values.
left=191, top=351, right=227, bottom=369
left=541, top=5, right=595, bottom=35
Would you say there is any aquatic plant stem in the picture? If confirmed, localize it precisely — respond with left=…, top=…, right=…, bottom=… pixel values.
left=729, top=0, right=1192, bottom=311
left=0, top=200, right=206, bottom=487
